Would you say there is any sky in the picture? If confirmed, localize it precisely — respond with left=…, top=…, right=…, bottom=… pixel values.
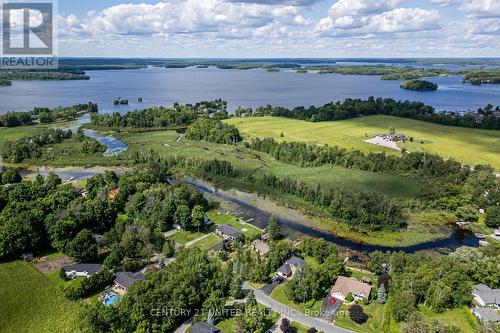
left=54, top=0, right=500, bottom=58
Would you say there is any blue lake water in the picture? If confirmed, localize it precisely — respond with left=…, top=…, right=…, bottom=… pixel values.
left=0, top=66, right=499, bottom=114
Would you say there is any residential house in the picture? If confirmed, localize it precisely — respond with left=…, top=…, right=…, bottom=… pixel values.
left=62, top=263, right=102, bottom=279
left=472, top=284, right=500, bottom=307
left=252, top=239, right=270, bottom=256
left=277, top=256, right=306, bottom=279
left=190, top=322, right=221, bottom=333
left=215, top=224, right=242, bottom=241
left=113, top=271, right=145, bottom=295
left=330, top=276, right=372, bottom=300
left=473, top=308, right=500, bottom=323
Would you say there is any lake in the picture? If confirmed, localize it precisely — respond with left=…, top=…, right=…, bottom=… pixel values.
left=1, top=66, right=499, bottom=114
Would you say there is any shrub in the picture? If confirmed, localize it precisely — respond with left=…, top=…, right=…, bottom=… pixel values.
left=349, top=304, right=368, bottom=324
left=346, top=292, right=354, bottom=302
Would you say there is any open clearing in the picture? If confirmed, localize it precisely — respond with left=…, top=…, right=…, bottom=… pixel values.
left=0, top=261, right=80, bottom=333
left=114, top=130, right=423, bottom=199
left=225, top=115, right=500, bottom=170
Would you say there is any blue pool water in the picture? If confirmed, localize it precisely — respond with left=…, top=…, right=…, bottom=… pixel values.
left=103, top=293, right=119, bottom=305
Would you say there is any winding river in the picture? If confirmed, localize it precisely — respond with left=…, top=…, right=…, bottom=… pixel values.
left=20, top=167, right=478, bottom=253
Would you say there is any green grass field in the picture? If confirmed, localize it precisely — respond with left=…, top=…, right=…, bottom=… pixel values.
left=114, top=130, right=423, bottom=198
left=188, top=234, right=222, bottom=251
left=5, top=125, right=423, bottom=199
left=271, top=283, right=322, bottom=316
left=225, top=115, right=500, bottom=170
left=0, top=261, right=80, bottom=333
left=335, top=302, right=390, bottom=333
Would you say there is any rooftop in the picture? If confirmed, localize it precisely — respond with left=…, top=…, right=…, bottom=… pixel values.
left=115, top=271, right=145, bottom=289
left=190, top=322, right=221, bottom=333
left=331, top=276, right=372, bottom=298
left=473, top=308, right=500, bottom=322
left=62, top=263, right=102, bottom=274
left=216, top=224, right=242, bottom=238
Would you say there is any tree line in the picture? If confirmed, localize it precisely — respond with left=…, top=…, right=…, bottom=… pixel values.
left=90, top=100, right=229, bottom=129
left=236, top=97, right=500, bottom=130
left=0, top=128, right=73, bottom=163
left=186, top=118, right=242, bottom=144
left=0, top=102, right=97, bottom=127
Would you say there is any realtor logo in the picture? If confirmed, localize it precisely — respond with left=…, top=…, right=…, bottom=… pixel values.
left=1, top=0, right=58, bottom=68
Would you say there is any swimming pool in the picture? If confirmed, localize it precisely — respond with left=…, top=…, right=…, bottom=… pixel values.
left=102, top=292, right=119, bottom=305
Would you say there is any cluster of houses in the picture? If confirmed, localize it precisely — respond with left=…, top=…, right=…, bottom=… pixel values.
left=375, top=133, right=407, bottom=142
left=472, top=284, right=500, bottom=323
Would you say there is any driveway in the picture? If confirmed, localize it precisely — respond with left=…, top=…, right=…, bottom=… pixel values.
left=243, top=283, right=353, bottom=333
left=319, top=296, right=343, bottom=323
left=260, top=281, right=280, bottom=295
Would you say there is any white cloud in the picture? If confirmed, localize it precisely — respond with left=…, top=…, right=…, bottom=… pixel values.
left=328, top=0, right=402, bottom=18
left=60, top=1, right=301, bottom=37
left=459, top=0, right=500, bottom=18
left=367, top=8, right=440, bottom=33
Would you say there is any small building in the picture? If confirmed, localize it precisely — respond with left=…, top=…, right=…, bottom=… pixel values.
left=215, top=224, right=242, bottom=241
left=473, top=308, right=500, bottom=323
left=494, top=229, right=500, bottom=237
left=204, top=216, right=213, bottom=226
left=92, top=233, right=103, bottom=245
left=113, top=271, right=145, bottom=294
left=330, top=276, right=372, bottom=301
left=21, top=252, right=34, bottom=261
left=361, top=276, right=372, bottom=285
left=261, top=233, right=270, bottom=242
left=252, top=239, right=270, bottom=256
left=472, top=284, right=500, bottom=307
left=277, top=256, right=306, bottom=279
left=62, top=263, right=102, bottom=279
left=190, top=322, right=221, bottom=333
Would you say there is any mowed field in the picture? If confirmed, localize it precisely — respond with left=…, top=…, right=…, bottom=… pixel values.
left=0, top=261, right=80, bottom=333
left=225, top=115, right=500, bottom=170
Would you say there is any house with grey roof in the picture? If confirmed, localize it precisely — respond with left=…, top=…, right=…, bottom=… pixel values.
left=190, top=322, right=221, bottom=333
left=113, top=271, right=145, bottom=294
left=277, top=256, right=305, bottom=279
left=62, top=263, right=102, bottom=279
left=215, top=224, right=242, bottom=241
left=473, top=308, right=500, bottom=323
left=472, top=284, right=500, bottom=307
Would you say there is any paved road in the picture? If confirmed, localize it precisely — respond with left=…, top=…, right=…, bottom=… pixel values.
left=243, top=283, right=353, bottom=333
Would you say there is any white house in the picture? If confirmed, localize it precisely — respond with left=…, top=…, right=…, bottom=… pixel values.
left=62, top=264, right=102, bottom=279
left=472, top=284, right=500, bottom=307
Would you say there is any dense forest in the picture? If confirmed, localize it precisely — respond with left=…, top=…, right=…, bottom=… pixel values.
left=400, top=79, right=438, bottom=91
left=367, top=247, right=499, bottom=331
left=90, top=100, right=229, bottom=129
left=252, top=173, right=406, bottom=231
left=241, top=97, right=500, bottom=130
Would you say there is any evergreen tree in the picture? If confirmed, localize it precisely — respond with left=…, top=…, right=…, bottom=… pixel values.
left=377, top=284, right=387, bottom=304
left=267, top=215, right=281, bottom=241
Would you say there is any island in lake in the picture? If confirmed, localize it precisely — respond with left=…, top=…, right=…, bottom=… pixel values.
left=400, top=79, right=438, bottom=91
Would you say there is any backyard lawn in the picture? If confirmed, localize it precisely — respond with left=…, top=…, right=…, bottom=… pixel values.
left=216, top=304, right=279, bottom=333
left=188, top=234, right=223, bottom=251
left=208, top=211, right=263, bottom=238
left=167, top=226, right=214, bottom=245
left=271, top=283, right=322, bottom=317
left=291, top=321, right=310, bottom=333
left=334, top=302, right=389, bottom=333
left=0, top=261, right=80, bottom=333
